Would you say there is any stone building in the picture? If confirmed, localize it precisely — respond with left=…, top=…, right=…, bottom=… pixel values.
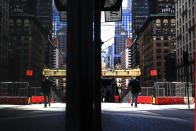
left=139, top=14, right=176, bottom=85
left=175, top=0, right=195, bottom=83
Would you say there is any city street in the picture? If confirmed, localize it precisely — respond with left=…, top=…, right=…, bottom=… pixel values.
left=0, top=103, right=194, bottom=131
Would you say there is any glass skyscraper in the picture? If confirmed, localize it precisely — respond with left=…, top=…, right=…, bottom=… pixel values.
left=52, top=0, right=67, bottom=53
left=114, top=1, right=132, bottom=66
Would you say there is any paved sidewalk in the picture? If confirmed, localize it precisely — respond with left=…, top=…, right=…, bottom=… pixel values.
left=0, top=103, right=194, bottom=131
left=102, top=103, right=195, bottom=131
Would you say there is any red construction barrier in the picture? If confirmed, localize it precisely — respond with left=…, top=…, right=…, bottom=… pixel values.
left=115, top=96, right=119, bottom=103
left=155, top=97, right=185, bottom=105
left=137, top=96, right=152, bottom=104
left=31, top=96, right=45, bottom=104
left=31, top=96, right=55, bottom=104
left=0, top=96, right=55, bottom=104
left=0, top=97, right=28, bottom=105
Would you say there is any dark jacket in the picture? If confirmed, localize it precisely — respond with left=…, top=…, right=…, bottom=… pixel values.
left=128, top=79, right=141, bottom=93
left=41, top=78, right=53, bottom=94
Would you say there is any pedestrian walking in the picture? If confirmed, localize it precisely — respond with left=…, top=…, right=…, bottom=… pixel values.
left=128, top=76, right=141, bottom=108
left=41, top=76, right=53, bottom=108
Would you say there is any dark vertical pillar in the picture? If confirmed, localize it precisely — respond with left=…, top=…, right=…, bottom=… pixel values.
left=93, top=0, right=102, bottom=130
left=66, top=0, right=94, bottom=130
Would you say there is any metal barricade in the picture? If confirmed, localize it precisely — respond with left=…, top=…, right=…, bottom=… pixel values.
left=154, top=82, right=193, bottom=97
left=140, top=87, right=154, bottom=96
left=0, top=82, right=29, bottom=97
left=29, top=87, right=42, bottom=96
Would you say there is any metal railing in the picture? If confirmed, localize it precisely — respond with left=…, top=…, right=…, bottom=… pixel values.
left=154, top=82, right=194, bottom=97
left=0, top=82, right=29, bottom=97
left=139, top=82, right=195, bottom=98
left=140, top=87, right=154, bottom=96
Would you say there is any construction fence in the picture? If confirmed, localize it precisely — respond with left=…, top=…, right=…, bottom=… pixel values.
left=140, top=82, right=195, bottom=97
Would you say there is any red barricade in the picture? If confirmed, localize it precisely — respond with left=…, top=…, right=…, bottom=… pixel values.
left=137, top=96, right=152, bottom=104
left=155, top=97, right=185, bottom=105
left=0, top=97, right=28, bottom=105
left=115, top=96, right=119, bottom=103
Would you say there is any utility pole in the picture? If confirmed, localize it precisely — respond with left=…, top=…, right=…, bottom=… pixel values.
left=183, top=51, right=190, bottom=109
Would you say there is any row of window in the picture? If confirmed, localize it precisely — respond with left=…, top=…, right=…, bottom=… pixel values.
left=176, top=31, right=195, bottom=46
left=156, top=49, right=169, bottom=54
left=155, top=19, right=176, bottom=27
left=176, top=12, right=194, bottom=28
left=176, top=0, right=194, bottom=11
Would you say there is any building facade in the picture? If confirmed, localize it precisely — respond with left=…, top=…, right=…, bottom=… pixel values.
left=175, top=0, right=195, bottom=83
left=9, top=0, right=53, bottom=69
left=139, top=15, right=176, bottom=86
left=131, top=0, right=149, bottom=69
left=107, top=44, right=114, bottom=69
left=114, top=6, right=131, bottom=67
left=52, top=0, right=67, bottom=65
left=131, top=0, right=175, bottom=69
left=0, top=0, right=9, bottom=81
left=148, top=0, right=175, bottom=15
left=8, top=16, right=47, bottom=85
left=36, top=0, right=53, bottom=34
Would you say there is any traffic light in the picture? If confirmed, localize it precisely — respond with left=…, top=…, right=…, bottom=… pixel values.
left=54, top=0, right=122, bottom=11
left=183, top=51, right=189, bottom=66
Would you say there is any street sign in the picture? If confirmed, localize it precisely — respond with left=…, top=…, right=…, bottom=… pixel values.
left=26, top=70, right=33, bottom=76
left=105, top=6, right=122, bottom=22
left=150, top=70, right=157, bottom=76
left=60, top=11, right=67, bottom=21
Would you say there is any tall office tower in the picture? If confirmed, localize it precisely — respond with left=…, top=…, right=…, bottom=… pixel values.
left=114, top=24, right=128, bottom=66
left=9, top=0, right=53, bottom=68
left=131, top=0, right=149, bottom=68
left=57, top=25, right=67, bottom=53
left=148, top=0, right=175, bottom=14
left=52, top=1, right=66, bottom=38
left=132, top=0, right=149, bottom=39
left=8, top=16, right=47, bottom=84
left=52, top=1, right=67, bottom=64
left=114, top=3, right=131, bottom=67
left=107, top=44, right=114, bottom=69
left=9, top=0, right=36, bottom=17
left=175, top=0, right=195, bottom=83
left=0, top=0, right=9, bottom=81
left=36, top=0, right=53, bottom=34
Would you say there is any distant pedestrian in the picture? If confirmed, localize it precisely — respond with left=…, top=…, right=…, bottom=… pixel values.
left=128, top=77, right=141, bottom=108
left=41, top=76, right=53, bottom=108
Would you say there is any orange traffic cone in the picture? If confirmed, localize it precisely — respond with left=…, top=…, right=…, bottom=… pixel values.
left=128, top=97, right=130, bottom=103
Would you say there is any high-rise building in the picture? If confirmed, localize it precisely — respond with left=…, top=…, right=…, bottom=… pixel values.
left=175, top=0, right=195, bottom=83
left=139, top=14, right=176, bottom=85
left=9, top=0, right=36, bottom=17
left=52, top=0, right=67, bottom=64
left=0, top=0, right=9, bottom=81
left=114, top=25, right=128, bottom=66
left=57, top=26, right=67, bottom=53
left=52, top=2, right=66, bottom=38
left=131, top=0, right=149, bottom=69
left=148, top=0, right=175, bottom=15
left=8, top=16, right=47, bottom=85
left=36, top=0, right=53, bottom=34
left=132, top=0, right=149, bottom=39
left=9, top=0, right=53, bottom=68
left=114, top=1, right=132, bottom=67
left=131, top=0, right=175, bottom=69
left=107, top=44, right=114, bottom=69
